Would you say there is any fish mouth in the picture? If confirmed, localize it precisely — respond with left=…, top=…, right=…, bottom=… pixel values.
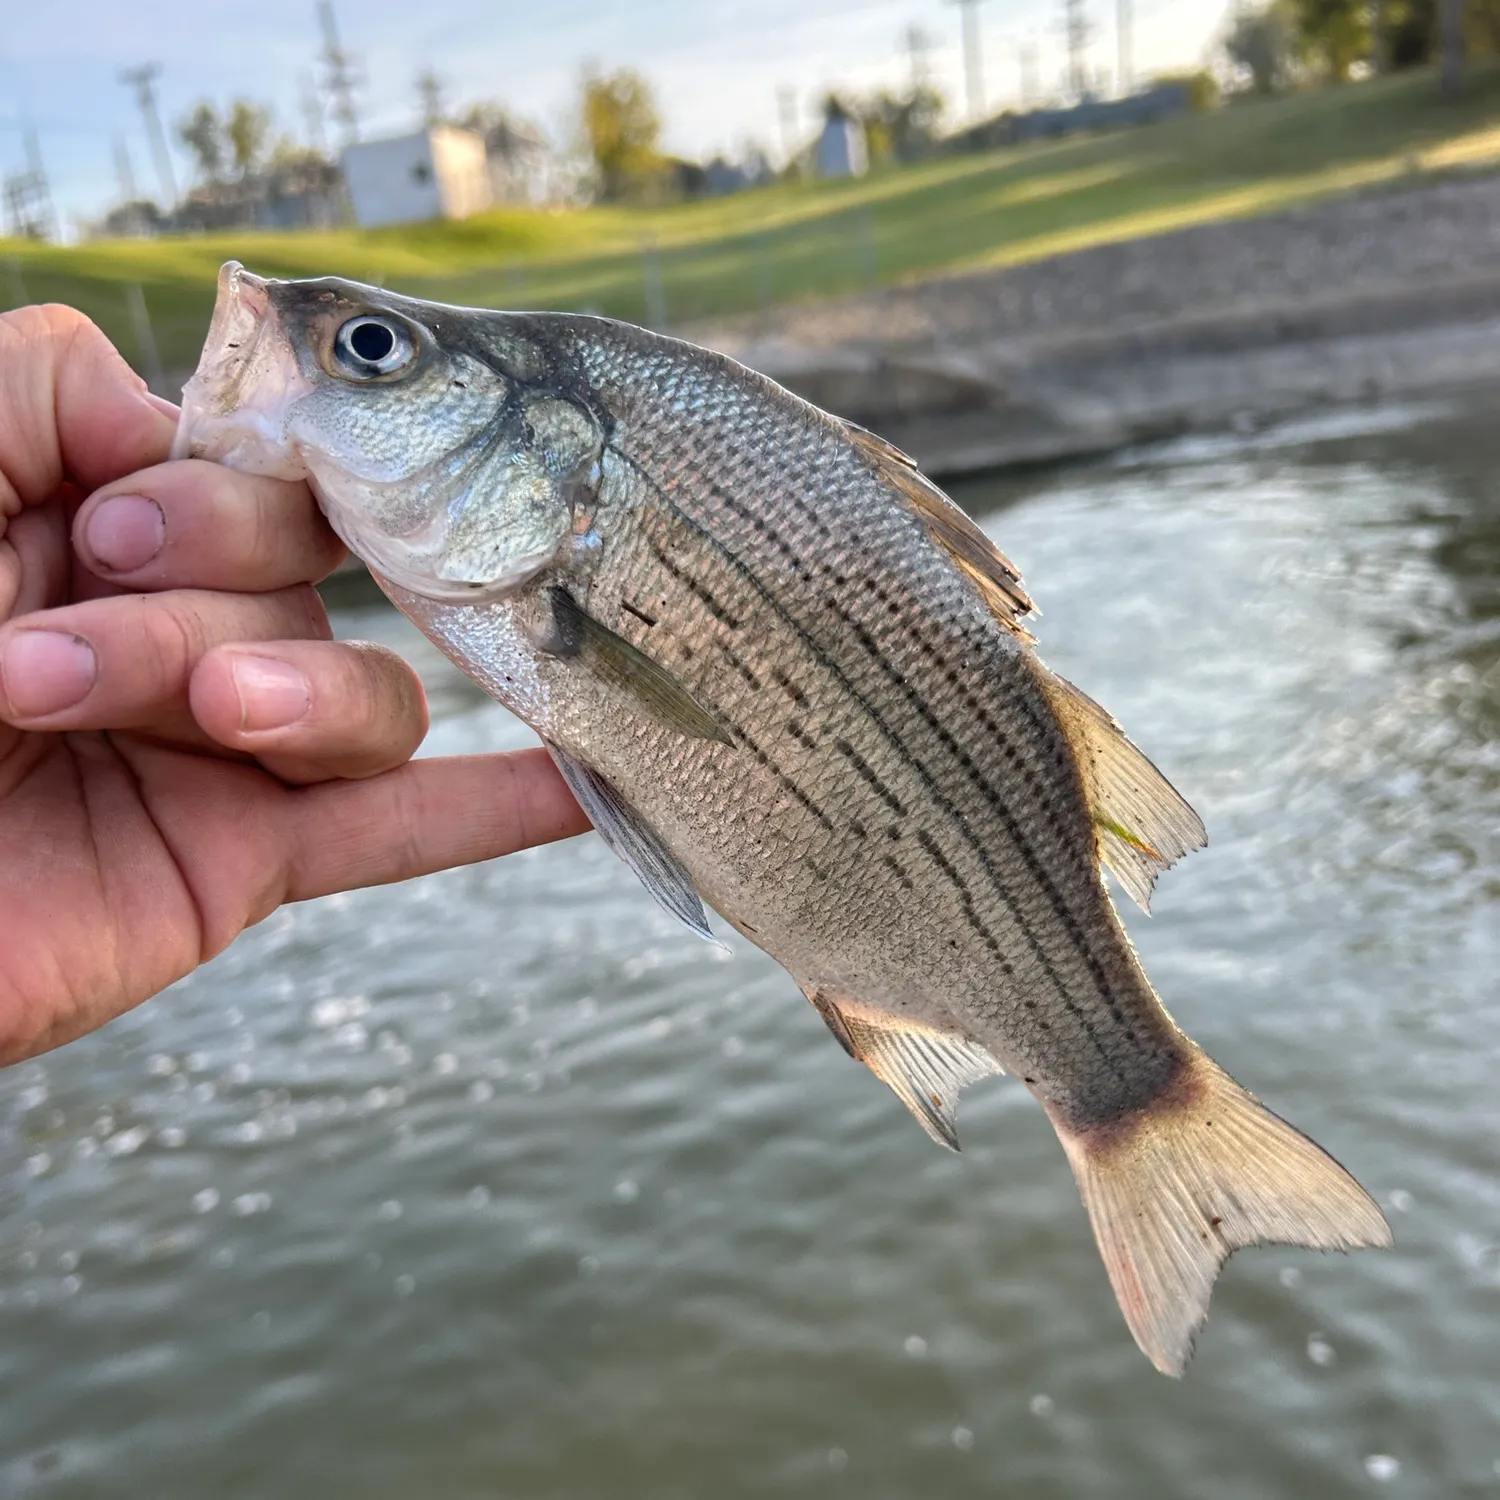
left=171, top=261, right=316, bottom=480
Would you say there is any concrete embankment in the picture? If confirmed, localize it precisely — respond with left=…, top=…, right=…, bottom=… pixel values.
left=692, top=172, right=1500, bottom=476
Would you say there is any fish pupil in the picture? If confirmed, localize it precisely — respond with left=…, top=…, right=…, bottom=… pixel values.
left=349, top=320, right=395, bottom=363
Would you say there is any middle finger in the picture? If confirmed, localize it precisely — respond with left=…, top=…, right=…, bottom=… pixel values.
left=73, top=460, right=345, bottom=596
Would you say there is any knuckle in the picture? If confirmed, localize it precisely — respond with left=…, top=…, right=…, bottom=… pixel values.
left=145, top=594, right=210, bottom=686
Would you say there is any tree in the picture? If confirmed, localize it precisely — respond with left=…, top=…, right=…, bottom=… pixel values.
left=856, top=86, right=946, bottom=165
left=582, top=69, right=663, bottom=200
left=1224, top=1, right=1300, bottom=91
left=226, top=99, right=271, bottom=179
left=1290, top=0, right=1371, bottom=78
left=178, top=102, right=226, bottom=183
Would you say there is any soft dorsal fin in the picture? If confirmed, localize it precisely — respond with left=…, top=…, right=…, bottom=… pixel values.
left=544, top=742, right=721, bottom=945
left=1036, top=669, right=1206, bottom=914
left=841, top=421, right=1035, bottom=639
left=804, top=989, right=1004, bottom=1151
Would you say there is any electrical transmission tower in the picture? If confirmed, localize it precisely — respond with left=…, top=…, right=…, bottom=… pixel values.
left=2, top=130, right=57, bottom=241
left=1062, top=0, right=1092, bottom=101
left=318, top=1, right=363, bottom=147
left=119, top=63, right=179, bottom=207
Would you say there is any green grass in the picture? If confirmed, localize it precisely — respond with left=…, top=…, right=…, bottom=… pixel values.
left=8, top=65, right=1500, bottom=376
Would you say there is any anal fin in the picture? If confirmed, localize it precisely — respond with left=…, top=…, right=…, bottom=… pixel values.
left=805, top=990, right=1003, bottom=1150
left=544, top=742, right=720, bottom=945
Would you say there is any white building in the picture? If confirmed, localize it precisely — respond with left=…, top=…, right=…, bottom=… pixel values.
left=814, top=112, right=868, bottom=180
left=340, top=126, right=493, bottom=228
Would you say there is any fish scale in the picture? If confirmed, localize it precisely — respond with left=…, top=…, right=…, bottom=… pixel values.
left=173, top=262, right=1392, bottom=1376
left=579, top=337, right=1162, bottom=1097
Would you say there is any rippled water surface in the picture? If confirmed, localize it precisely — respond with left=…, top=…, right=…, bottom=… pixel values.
left=3, top=406, right=1498, bottom=1499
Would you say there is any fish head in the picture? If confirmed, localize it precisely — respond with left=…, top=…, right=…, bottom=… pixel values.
left=173, top=262, right=603, bottom=602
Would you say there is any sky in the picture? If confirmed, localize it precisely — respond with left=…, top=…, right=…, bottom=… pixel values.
left=2, top=0, right=1232, bottom=237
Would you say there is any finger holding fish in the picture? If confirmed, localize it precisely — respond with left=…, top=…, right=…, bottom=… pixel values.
left=73, top=460, right=345, bottom=594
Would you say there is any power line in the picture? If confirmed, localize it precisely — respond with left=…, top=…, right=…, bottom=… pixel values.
left=119, top=63, right=178, bottom=207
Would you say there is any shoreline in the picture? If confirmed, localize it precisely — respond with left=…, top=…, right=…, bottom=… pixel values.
left=691, top=172, right=1500, bottom=478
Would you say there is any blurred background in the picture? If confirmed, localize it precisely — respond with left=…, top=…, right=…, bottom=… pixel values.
left=3, top=2, right=1500, bottom=1497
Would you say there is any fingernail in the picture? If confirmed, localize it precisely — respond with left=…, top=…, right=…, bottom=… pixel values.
left=230, top=655, right=310, bottom=732
left=0, top=632, right=97, bottom=718
left=85, top=495, right=166, bottom=574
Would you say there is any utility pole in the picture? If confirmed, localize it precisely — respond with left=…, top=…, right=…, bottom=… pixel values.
left=318, top=0, right=362, bottom=147
left=113, top=135, right=139, bottom=202
left=1440, top=0, right=1464, bottom=95
left=776, top=85, right=799, bottom=168
left=1063, top=0, right=1092, bottom=102
left=299, top=71, right=329, bottom=155
left=1116, top=0, right=1133, bottom=95
left=22, top=132, right=57, bottom=240
left=948, top=0, right=987, bottom=122
left=904, top=24, right=933, bottom=95
left=119, top=63, right=178, bottom=207
left=416, top=67, right=445, bottom=128
left=1020, top=38, right=1039, bottom=106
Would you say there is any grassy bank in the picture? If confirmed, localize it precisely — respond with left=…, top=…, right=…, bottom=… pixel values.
left=7, top=65, right=1500, bottom=376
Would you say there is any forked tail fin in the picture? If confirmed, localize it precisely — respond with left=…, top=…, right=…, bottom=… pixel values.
left=1055, top=1048, right=1391, bottom=1375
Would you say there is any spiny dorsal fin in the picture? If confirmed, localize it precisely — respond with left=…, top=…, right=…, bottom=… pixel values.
left=544, top=741, right=722, bottom=946
left=841, top=421, right=1035, bottom=639
left=1036, top=669, right=1206, bottom=914
left=543, top=587, right=732, bottom=744
left=806, top=990, right=1004, bottom=1151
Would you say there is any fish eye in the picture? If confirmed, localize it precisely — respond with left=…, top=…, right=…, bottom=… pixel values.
left=333, top=315, right=416, bottom=379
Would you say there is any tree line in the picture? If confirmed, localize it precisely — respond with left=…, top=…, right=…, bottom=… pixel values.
left=1225, top=0, right=1482, bottom=88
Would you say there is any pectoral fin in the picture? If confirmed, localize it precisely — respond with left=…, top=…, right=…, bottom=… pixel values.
left=1037, top=669, right=1206, bottom=913
left=544, top=742, right=720, bottom=945
left=540, top=587, right=733, bottom=744
left=804, top=989, right=1003, bottom=1151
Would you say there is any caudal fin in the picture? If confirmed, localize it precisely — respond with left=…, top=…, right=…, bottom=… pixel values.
left=1056, top=1048, right=1391, bottom=1376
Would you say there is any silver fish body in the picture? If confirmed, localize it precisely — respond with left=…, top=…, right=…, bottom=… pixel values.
left=175, top=263, right=1390, bottom=1374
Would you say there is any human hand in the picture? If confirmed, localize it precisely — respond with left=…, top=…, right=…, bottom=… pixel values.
left=0, top=306, right=588, bottom=1064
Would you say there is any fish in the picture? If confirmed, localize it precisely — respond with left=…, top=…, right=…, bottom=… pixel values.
left=173, top=261, right=1391, bottom=1375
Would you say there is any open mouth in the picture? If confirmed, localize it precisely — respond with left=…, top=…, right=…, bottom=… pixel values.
left=170, top=261, right=314, bottom=480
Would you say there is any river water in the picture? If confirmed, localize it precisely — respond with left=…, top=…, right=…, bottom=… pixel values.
left=2, top=403, right=1497, bottom=1499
